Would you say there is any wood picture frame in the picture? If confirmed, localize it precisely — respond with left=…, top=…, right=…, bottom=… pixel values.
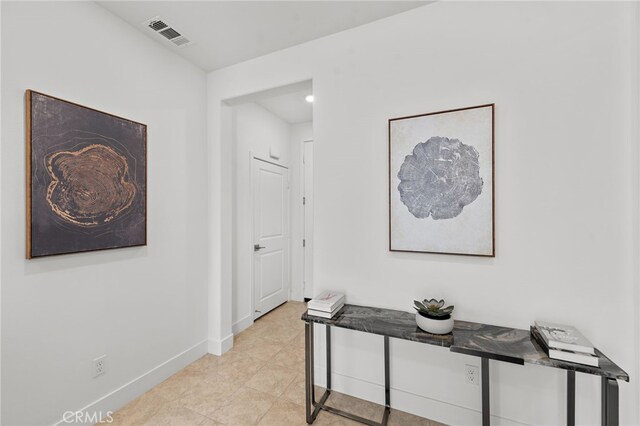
left=388, top=104, right=495, bottom=257
left=26, top=90, right=147, bottom=258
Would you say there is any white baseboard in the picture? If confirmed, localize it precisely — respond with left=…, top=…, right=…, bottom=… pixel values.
left=314, top=368, right=526, bottom=426
left=208, top=333, right=234, bottom=356
left=53, top=339, right=208, bottom=426
left=232, top=314, right=254, bottom=335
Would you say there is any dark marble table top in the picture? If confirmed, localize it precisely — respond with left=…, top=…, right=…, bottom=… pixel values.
left=301, top=304, right=629, bottom=382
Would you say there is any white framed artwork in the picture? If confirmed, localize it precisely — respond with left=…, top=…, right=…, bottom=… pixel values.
left=389, top=104, right=494, bottom=257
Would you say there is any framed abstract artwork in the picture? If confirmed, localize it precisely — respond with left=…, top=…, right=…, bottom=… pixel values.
left=26, top=90, right=147, bottom=258
left=389, top=104, right=494, bottom=257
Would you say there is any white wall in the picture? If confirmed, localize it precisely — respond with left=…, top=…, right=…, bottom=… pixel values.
left=634, top=6, right=640, bottom=424
left=1, top=2, right=208, bottom=425
left=231, top=103, right=291, bottom=332
left=0, top=1, right=4, bottom=421
left=208, top=2, right=640, bottom=425
left=290, top=122, right=313, bottom=301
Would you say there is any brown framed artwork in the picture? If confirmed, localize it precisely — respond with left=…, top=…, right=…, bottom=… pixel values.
left=388, top=104, right=494, bottom=257
left=26, top=90, right=147, bottom=258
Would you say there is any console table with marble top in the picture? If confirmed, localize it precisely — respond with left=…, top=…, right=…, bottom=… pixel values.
left=301, top=304, right=628, bottom=426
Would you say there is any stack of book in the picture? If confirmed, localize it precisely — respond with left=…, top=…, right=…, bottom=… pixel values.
left=531, top=321, right=599, bottom=367
left=307, top=291, right=345, bottom=318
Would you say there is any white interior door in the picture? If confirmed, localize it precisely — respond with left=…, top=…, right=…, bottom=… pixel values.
left=303, top=140, right=314, bottom=299
left=253, top=158, right=290, bottom=319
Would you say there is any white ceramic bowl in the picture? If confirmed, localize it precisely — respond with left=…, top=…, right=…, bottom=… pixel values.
left=416, top=313, right=454, bottom=335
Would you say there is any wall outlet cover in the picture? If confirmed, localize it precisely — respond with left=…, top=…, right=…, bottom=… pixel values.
left=465, top=364, right=479, bottom=386
left=93, top=355, right=107, bottom=378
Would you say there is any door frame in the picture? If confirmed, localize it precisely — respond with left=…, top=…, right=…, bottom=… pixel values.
left=301, top=139, right=314, bottom=299
left=249, top=153, right=291, bottom=321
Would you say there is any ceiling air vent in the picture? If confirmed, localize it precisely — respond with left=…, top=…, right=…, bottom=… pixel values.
left=148, top=19, right=168, bottom=31
left=144, top=16, right=193, bottom=48
left=159, top=27, right=181, bottom=40
left=171, top=37, right=191, bottom=47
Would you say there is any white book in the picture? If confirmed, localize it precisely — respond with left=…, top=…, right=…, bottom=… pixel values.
left=307, top=303, right=345, bottom=319
left=548, top=347, right=599, bottom=367
left=534, top=321, right=595, bottom=355
left=531, top=326, right=599, bottom=367
left=307, top=291, right=345, bottom=312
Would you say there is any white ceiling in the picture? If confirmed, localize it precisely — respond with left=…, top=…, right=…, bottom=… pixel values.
left=257, top=90, right=312, bottom=124
left=97, top=1, right=428, bottom=71
left=224, top=80, right=313, bottom=124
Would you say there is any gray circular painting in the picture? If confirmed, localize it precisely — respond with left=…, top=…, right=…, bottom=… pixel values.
left=397, top=136, right=483, bottom=220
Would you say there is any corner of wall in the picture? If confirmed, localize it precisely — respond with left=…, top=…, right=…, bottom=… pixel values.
left=208, top=334, right=234, bottom=356
left=0, top=0, right=4, bottom=421
left=633, top=2, right=640, bottom=422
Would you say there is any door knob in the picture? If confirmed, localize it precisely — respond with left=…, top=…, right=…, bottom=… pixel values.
left=254, top=244, right=266, bottom=251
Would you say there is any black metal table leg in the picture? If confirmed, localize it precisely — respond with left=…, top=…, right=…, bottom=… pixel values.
left=567, top=370, right=575, bottom=426
left=482, top=358, right=490, bottom=426
left=304, top=327, right=391, bottom=426
left=381, top=336, right=390, bottom=425
left=305, top=321, right=315, bottom=424
left=601, top=377, right=619, bottom=426
left=326, top=325, right=332, bottom=391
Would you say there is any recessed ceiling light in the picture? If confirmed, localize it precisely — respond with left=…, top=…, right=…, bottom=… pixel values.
left=305, top=95, right=314, bottom=103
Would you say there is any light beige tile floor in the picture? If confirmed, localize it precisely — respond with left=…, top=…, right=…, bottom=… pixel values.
left=109, top=301, right=443, bottom=426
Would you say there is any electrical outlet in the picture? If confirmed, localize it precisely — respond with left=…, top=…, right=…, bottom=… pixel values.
left=93, top=355, right=107, bottom=378
left=465, top=364, right=479, bottom=386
